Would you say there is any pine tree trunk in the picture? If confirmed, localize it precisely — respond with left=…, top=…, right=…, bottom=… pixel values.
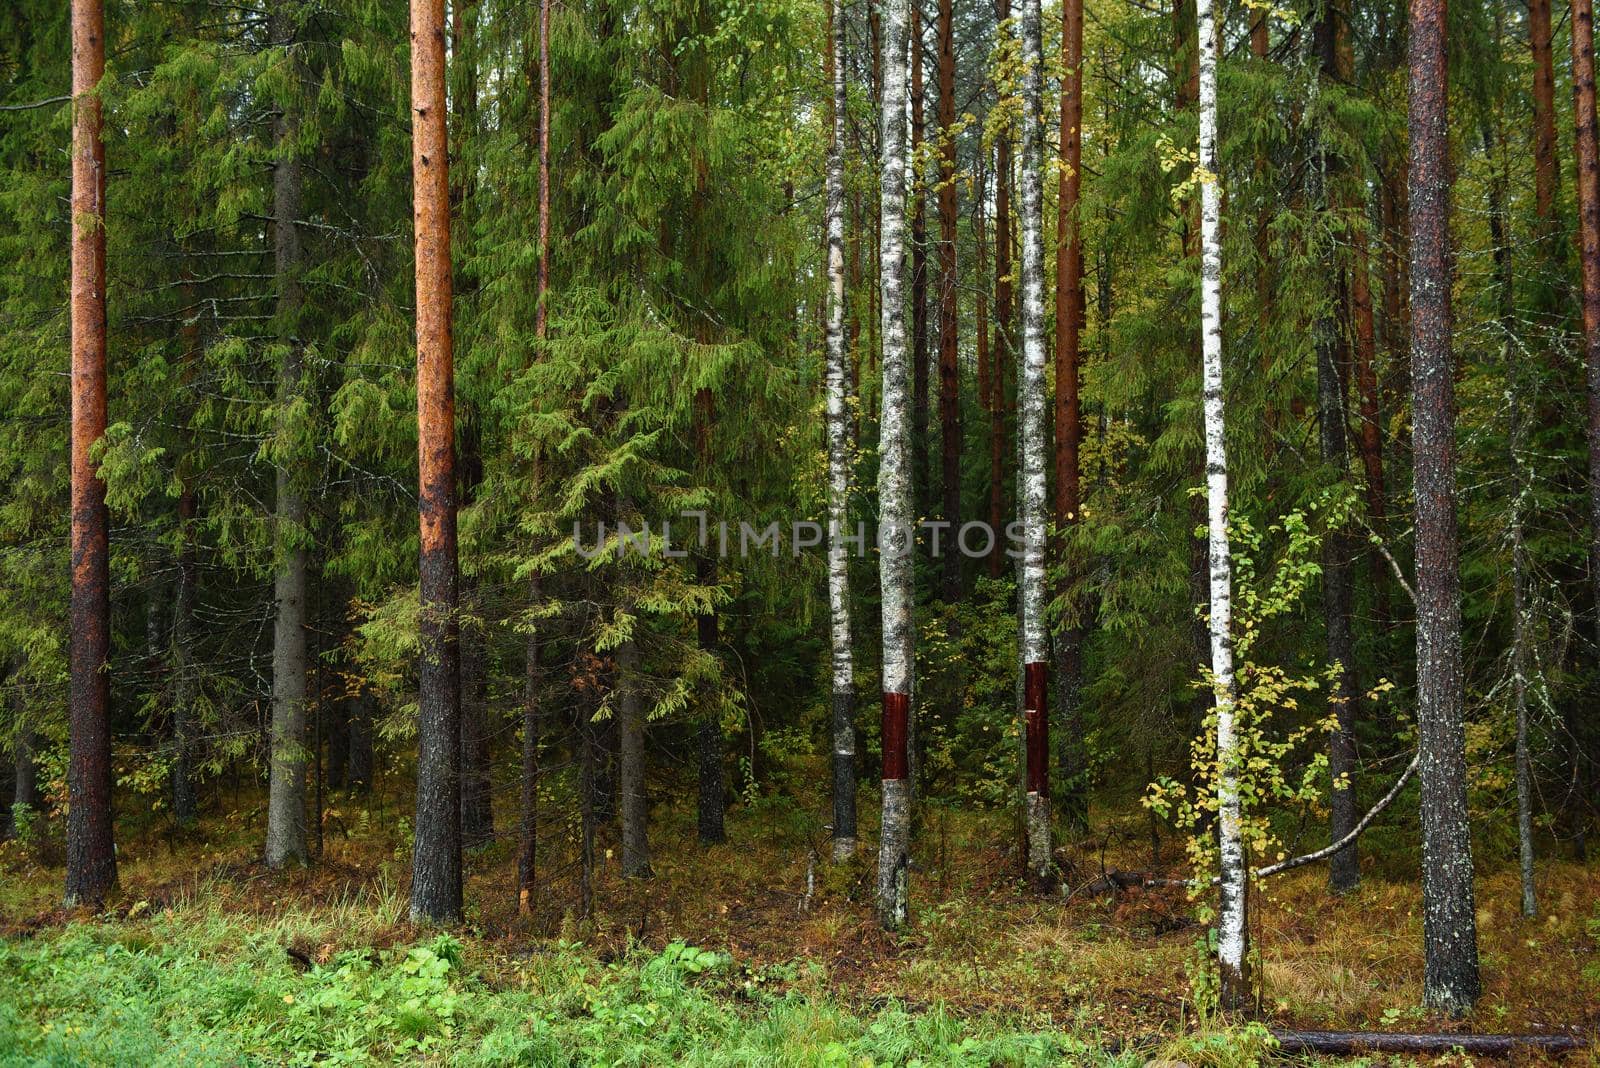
left=410, top=0, right=463, bottom=925
left=936, top=0, right=960, bottom=602
left=265, top=4, right=310, bottom=871
left=877, top=0, right=914, bottom=930
left=1017, top=0, right=1053, bottom=886
left=1195, top=0, right=1247, bottom=1006
left=1054, top=0, right=1087, bottom=834
left=1410, top=0, right=1481, bottom=1012
left=910, top=4, right=930, bottom=532
left=65, top=0, right=117, bottom=909
left=1532, top=0, right=1559, bottom=224
left=618, top=636, right=651, bottom=878
left=826, top=0, right=858, bottom=864
left=1575, top=0, right=1600, bottom=686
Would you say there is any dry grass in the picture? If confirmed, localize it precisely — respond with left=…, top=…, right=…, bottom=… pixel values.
left=2, top=776, right=1597, bottom=1060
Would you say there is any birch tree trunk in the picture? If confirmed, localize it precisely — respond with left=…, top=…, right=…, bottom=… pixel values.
left=1410, top=0, right=1481, bottom=1012
left=877, top=0, right=914, bottom=930
left=65, top=0, right=118, bottom=909
left=410, top=0, right=463, bottom=925
left=1196, top=0, right=1248, bottom=1006
left=826, top=0, right=858, bottom=863
left=1017, top=0, right=1052, bottom=885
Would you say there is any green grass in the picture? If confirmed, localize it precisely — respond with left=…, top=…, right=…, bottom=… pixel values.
left=0, top=895, right=1166, bottom=1067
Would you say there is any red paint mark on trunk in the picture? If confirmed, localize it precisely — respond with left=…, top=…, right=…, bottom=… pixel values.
left=1025, top=661, right=1048, bottom=794
left=881, top=692, right=910, bottom=781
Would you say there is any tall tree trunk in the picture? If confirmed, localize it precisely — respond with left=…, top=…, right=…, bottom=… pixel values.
left=1054, top=0, right=1087, bottom=833
left=826, top=0, right=858, bottom=864
left=911, top=3, right=930, bottom=532
left=65, top=0, right=117, bottom=908
left=410, top=0, right=463, bottom=925
left=1575, top=0, right=1600, bottom=829
left=265, top=4, right=310, bottom=871
left=936, top=0, right=960, bottom=602
left=1018, top=0, right=1052, bottom=886
left=877, top=0, right=914, bottom=930
left=519, top=0, right=553, bottom=916
left=618, top=635, right=651, bottom=878
left=1196, top=0, right=1247, bottom=1007
left=1410, top=0, right=1480, bottom=1013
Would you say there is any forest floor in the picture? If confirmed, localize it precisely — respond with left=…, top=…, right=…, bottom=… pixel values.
left=0, top=775, right=1597, bottom=1065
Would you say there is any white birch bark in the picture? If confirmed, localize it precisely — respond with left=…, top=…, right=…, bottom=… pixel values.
left=1196, top=0, right=1248, bottom=1004
left=877, top=0, right=914, bottom=929
left=1016, top=0, right=1052, bottom=881
left=826, top=0, right=857, bottom=863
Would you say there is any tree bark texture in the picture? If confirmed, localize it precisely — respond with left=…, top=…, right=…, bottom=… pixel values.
left=1410, top=0, right=1481, bottom=1012
left=65, top=0, right=117, bottom=908
left=410, top=0, right=463, bottom=925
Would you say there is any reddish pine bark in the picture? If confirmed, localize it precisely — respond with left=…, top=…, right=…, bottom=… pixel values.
left=65, top=0, right=117, bottom=909
left=410, top=0, right=463, bottom=925
left=1532, top=0, right=1559, bottom=223
left=1574, top=0, right=1600, bottom=656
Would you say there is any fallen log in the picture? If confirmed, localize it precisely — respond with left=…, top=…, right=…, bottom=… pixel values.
left=1270, top=1029, right=1590, bottom=1056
